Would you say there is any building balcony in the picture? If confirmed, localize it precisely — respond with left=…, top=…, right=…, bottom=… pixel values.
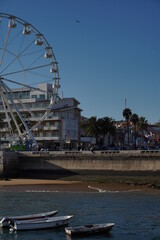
left=43, top=126, right=59, bottom=131
left=35, top=136, right=60, bottom=141
left=1, top=128, right=9, bottom=132
left=30, top=116, right=61, bottom=121
left=1, top=137, right=15, bottom=141
left=47, top=116, right=61, bottom=121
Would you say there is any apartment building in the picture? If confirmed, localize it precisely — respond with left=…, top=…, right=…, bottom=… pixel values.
left=0, top=83, right=82, bottom=150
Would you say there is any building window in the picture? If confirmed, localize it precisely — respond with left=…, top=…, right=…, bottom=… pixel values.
left=47, top=93, right=52, bottom=100
left=62, top=112, right=67, bottom=119
left=45, top=132, right=52, bottom=137
left=31, top=95, right=37, bottom=99
left=54, top=122, right=59, bottom=127
left=46, top=122, right=50, bottom=127
left=37, top=113, right=43, bottom=117
left=54, top=131, right=59, bottom=137
left=39, top=94, right=45, bottom=100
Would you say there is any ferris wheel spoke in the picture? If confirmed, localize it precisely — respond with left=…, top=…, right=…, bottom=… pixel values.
left=0, top=38, right=35, bottom=74
left=0, top=21, right=4, bottom=47
left=21, top=48, right=44, bottom=57
left=1, top=62, right=52, bottom=77
left=5, top=48, right=27, bottom=84
left=28, top=71, right=53, bottom=82
left=7, top=29, right=22, bottom=47
left=27, top=52, right=44, bottom=68
left=2, top=77, right=49, bottom=93
left=0, top=27, right=11, bottom=66
left=5, top=48, right=26, bottom=71
left=18, top=34, right=25, bottom=55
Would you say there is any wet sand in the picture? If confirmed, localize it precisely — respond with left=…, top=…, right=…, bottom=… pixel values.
left=0, top=178, right=159, bottom=193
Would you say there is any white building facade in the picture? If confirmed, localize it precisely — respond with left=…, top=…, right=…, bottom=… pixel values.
left=0, top=83, right=82, bottom=150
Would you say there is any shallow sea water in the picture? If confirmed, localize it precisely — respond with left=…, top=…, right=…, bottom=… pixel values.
left=0, top=189, right=159, bottom=240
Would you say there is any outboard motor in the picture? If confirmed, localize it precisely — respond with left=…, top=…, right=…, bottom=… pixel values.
left=9, top=220, right=15, bottom=228
left=0, top=217, right=10, bottom=227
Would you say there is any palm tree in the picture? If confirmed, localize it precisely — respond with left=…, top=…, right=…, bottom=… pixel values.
left=130, top=113, right=139, bottom=149
left=137, top=116, right=148, bottom=147
left=98, top=117, right=116, bottom=146
left=81, top=116, right=99, bottom=145
left=123, top=108, right=132, bottom=147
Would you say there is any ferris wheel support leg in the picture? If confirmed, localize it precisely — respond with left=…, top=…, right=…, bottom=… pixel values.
left=0, top=89, right=13, bottom=135
left=0, top=81, right=39, bottom=150
left=0, top=84, right=22, bottom=136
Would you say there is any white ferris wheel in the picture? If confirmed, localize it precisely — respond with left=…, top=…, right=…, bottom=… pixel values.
left=0, top=13, right=60, bottom=149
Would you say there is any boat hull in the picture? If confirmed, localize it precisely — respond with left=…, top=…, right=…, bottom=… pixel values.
left=65, top=223, right=114, bottom=236
left=0, top=210, right=58, bottom=227
left=10, top=215, right=74, bottom=231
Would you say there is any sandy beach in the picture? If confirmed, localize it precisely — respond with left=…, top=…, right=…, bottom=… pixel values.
left=0, top=178, right=159, bottom=193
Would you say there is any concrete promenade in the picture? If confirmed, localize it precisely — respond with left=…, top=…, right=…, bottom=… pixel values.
left=1, top=150, right=160, bottom=178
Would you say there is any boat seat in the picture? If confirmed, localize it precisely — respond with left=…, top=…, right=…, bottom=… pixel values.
left=85, top=224, right=93, bottom=228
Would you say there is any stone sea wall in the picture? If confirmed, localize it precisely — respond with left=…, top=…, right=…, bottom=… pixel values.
left=0, top=151, right=20, bottom=178
left=1, top=150, right=160, bottom=177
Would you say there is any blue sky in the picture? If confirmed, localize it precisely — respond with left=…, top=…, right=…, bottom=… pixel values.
left=1, top=0, right=160, bottom=124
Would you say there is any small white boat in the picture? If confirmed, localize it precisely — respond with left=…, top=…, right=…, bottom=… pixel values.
left=0, top=210, right=58, bottom=227
left=65, top=223, right=114, bottom=236
left=9, top=215, right=74, bottom=231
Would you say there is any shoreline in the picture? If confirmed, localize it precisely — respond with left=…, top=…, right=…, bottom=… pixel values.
left=0, top=178, right=159, bottom=194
